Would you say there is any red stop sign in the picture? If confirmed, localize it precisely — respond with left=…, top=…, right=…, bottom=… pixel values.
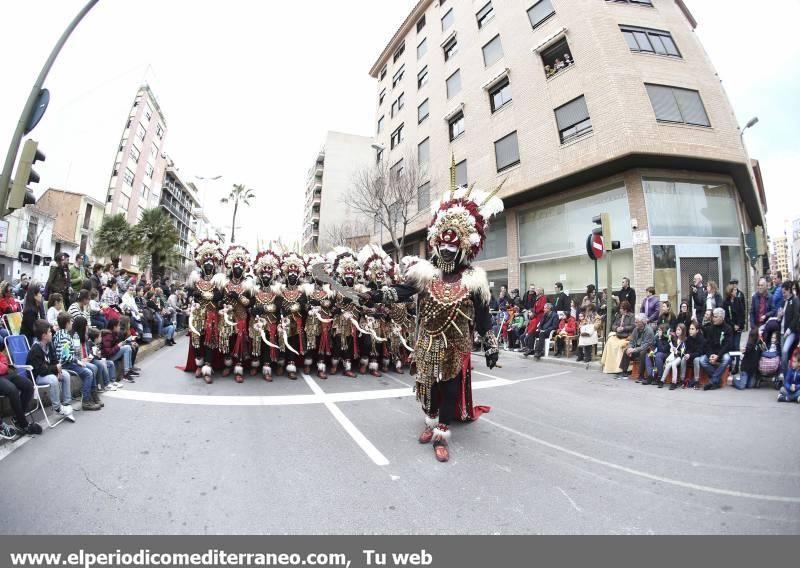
left=591, top=234, right=604, bottom=260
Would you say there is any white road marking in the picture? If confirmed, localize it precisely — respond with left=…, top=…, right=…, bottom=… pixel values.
left=557, top=486, right=582, bottom=512
left=482, top=417, right=800, bottom=504
left=302, top=373, right=390, bottom=467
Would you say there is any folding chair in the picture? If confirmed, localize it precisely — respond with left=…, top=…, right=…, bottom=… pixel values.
left=3, top=312, right=23, bottom=336
left=4, top=335, right=65, bottom=429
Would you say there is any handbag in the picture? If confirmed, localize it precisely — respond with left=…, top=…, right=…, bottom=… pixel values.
left=580, top=324, right=594, bottom=337
left=758, top=351, right=780, bottom=376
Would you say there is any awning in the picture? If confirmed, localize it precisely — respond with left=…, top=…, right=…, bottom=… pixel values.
left=482, top=67, right=510, bottom=90
left=530, top=26, right=568, bottom=54
left=442, top=102, right=465, bottom=122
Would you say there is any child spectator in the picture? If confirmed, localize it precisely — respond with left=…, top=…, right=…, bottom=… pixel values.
left=74, top=316, right=117, bottom=392
left=577, top=306, right=599, bottom=363
left=733, top=327, right=764, bottom=390
left=0, top=281, right=21, bottom=315
left=660, top=323, right=687, bottom=390
left=777, top=351, right=800, bottom=403
left=21, top=284, right=45, bottom=345
left=0, top=349, right=43, bottom=436
left=684, top=322, right=706, bottom=388
left=100, top=319, right=138, bottom=382
left=643, top=323, right=670, bottom=385
left=656, top=301, right=676, bottom=331
left=118, top=315, right=141, bottom=370
left=88, top=289, right=107, bottom=330
left=46, top=293, right=64, bottom=331
left=26, top=319, right=75, bottom=422
left=553, top=311, right=576, bottom=357
left=54, top=312, right=100, bottom=411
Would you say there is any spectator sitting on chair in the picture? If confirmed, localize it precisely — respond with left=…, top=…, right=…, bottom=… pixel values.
left=87, top=264, right=103, bottom=291
left=46, top=293, right=64, bottom=331
left=27, top=319, right=75, bottom=422
left=68, top=289, right=91, bottom=322
left=0, top=281, right=21, bottom=315
left=553, top=311, right=576, bottom=357
left=684, top=322, right=706, bottom=389
left=660, top=323, right=687, bottom=390
left=777, top=350, right=800, bottom=402
left=54, top=312, right=100, bottom=411
left=12, top=273, right=29, bottom=300
left=101, top=280, right=121, bottom=307
left=699, top=307, right=733, bottom=391
left=497, top=290, right=509, bottom=311
left=616, top=314, right=655, bottom=381
left=88, top=289, right=107, bottom=330
left=779, top=281, right=799, bottom=379
left=676, top=300, right=692, bottom=329
left=601, top=300, right=635, bottom=374
left=526, top=288, right=547, bottom=337
left=508, top=310, right=526, bottom=350
left=100, top=319, right=138, bottom=382
left=733, top=327, right=764, bottom=390
left=656, top=300, right=676, bottom=331
left=640, top=287, right=660, bottom=325
left=527, top=303, right=559, bottom=360
left=21, top=284, right=46, bottom=346
left=552, top=282, right=570, bottom=314
left=646, top=324, right=672, bottom=386
left=0, top=349, right=43, bottom=437
left=701, top=309, right=713, bottom=335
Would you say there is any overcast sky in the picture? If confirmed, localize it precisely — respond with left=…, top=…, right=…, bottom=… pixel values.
left=1, top=0, right=797, bottom=252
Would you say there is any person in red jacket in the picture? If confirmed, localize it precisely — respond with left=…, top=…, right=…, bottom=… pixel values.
left=525, top=290, right=547, bottom=336
left=554, top=311, right=577, bottom=357
left=0, top=281, right=21, bottom=315
left=99, top=319, right=137, bottom=382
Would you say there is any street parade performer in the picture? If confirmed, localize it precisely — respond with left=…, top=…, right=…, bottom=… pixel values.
left=328, top=247, right=363, bottom=378
left=357, top=244, right=396, bottom=377
left=364, top=164, right=502, bottom=462
left=248, top=249, right=283, bottom=381
left=305, top=254, right=335, bottom=379
left=186, top=239, right=225, bottom=383
left=278, top=252, right=310, bottom=380
left=218, top=245, right=255, bottom=383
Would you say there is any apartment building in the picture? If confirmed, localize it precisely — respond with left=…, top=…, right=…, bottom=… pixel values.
left=368, top=0, right=765, bottom=304
left=160, top=164, right=201, bottom=270
left=36, top=188, right=105, bottom=259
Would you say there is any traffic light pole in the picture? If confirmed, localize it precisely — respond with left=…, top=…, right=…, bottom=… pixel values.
left=606, top=250, right=613, bottom=339
left=0, top=0, right=100, bottom=217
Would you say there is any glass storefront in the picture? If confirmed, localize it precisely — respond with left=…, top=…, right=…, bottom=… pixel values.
left=474, top=214, right=507, bottom=261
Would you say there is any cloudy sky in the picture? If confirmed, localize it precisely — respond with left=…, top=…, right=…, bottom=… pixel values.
left=1, top=0, right=798, bottom=251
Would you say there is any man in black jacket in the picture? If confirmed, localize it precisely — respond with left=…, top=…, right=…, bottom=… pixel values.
left=46, top=253, right=71, bottom=302
left=614, top=277, right=636, bottom=313
left=779, top=281, right=799, bottom=377
left=522, top=284, right=537, bottom=311
left=690, top=273, right=708, bottom=323
left=527, top=303, right=558, bottom=359
left=552, top=282, right=570, bottom=314
left=699, top=308, right=733, bottom=390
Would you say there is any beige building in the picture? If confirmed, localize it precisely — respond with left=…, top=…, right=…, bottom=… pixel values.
left=792, top=218, right=800, bottom=279
left=367, top=0, right=765, bottom=304
left=302, top=131, right=375, bottom=251
left=36, top=188, right=105, bottom=260
left=160, top=163, right=201, bottom=270
left=773, top=235, right=789, bottom=280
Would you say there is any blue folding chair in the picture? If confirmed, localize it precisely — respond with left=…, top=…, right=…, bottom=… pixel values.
left=4, top=335, right=65, bottom=429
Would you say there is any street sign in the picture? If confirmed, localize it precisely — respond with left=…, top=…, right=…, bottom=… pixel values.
left=586, top=233, right=604, bottom=260
left=24, top=89, right=50, bottom=135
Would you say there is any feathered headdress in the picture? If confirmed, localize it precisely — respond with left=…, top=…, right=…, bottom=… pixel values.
left=253, top=250, right=281, bottom=277
left=328, top=246, right=361, bottom=280
left=427, top=156, right=505, bottom=260
left=280, top=252, right=307, bottom=277
left=357, top=244, right=394, bottom=283
left=194, top=239, right=224, bottom=268
left=223, top=245, right=251, bottom=272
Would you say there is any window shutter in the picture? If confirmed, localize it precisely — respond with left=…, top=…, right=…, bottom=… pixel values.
left=646, top=84, right=682, bottom=123
left=555, top=96, right=590, bottom=130
left=528, top=0, right=554, bottom=28
left=673, top=89, right=710, bottom=126
left=495, top=132, right=520, bottom=171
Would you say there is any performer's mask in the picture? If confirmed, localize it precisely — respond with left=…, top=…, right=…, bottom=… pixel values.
left=202, top=261, right=215, bottom=276
left=439, top=243, right=459, bottom=265
left=343, top=275, right=354, bottom=287
left=232, top=265, right=244, bottom=279
left=287, top=272, right=299, bottom=286
left=259, top=272, right=272, bottom=286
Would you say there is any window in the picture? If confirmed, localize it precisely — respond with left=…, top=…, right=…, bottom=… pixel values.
left=474, top=214, right=507, bottom=261
left=392, top=65, right=405, bottom=88
left=482, top=34, right=503, bottom=66
left=130, top=145, right=140, bottom=163
left=418, top=99, right=430, bottom=123
left=145, top=163, right=154, bottom=179
left=489, top=78, right=512, bottom=112
left=446, top=69, right=461, bottom=98
left=136, top=125, right=146, bottom=141
left=379, top=89, right=386, bottom=105
left=390, top=123, right=405, bottom=149
left=643, top=180, right=739, bottom=238
left=390, top=159, right=404, bottom=180
left=418, top=137, right=430, bottom=165
left=377, top=115, right=385, bottom=133
left=441, top=8, right=454, bottom=31
left=156, top=124, right=164, bottom=139
left=494, top=131, right=520, bottom=172
left=112, top=161, right=121, bottom=176
left=417, top=66, right=429, bottom=88
left=393, top=42, right=405, bottom=62
left=527, top=0, right=555, bottom=29
left=621, top=26, right=681, bottom=57
left=150, top=142, right=158, bottom=159
left=555, top=95, right=592, bottom=143
left=417, top=38, right=427, bottom=59
left=448, top=111, right=465, bottom=141
left=141, top=183, right=150, bottom=199
left=607, top=0, right=652, bottom=5
left=144, top=105, right=153, bottom=122
left=23, top=216, right=38, bottom=250
left=380, top=65, right=387, bottom=81
left=645, top=84, right=710, bottom=127
left=541, top=37, right=574, bottom=78
left=455, top=160, right=467, bottom=186
left=392, top=93, right=404, bottom=117
left=120, top=194, right=130, bottom=212
left=123, top=167, right=135, bottom=186
left=476, top=2, right=494, bottom=28
left=80, top=234, right=88, bottom=255
left=443, top=35, right=458, bottom=61
left=417, top=15, right=426, bottom=32
left=418, top=182, right=431, bottom=211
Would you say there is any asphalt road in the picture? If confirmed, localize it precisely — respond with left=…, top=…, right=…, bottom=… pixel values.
left=0, top=336, right=798, bottom=535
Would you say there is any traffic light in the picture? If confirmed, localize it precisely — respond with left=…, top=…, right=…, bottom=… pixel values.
left=8, top=139, right=44, bottom=212
left=592, top=213, right=613, bottom=252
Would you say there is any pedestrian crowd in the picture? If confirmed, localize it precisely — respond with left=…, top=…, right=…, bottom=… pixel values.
left=0, top=252, right=191, bottom=440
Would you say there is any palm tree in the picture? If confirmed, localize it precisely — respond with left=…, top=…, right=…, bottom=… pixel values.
left=93, top=213, right=136, bottom=268
left=132, top=208, right=180, bottom=280
left=220, top=184, right=255, bottom=243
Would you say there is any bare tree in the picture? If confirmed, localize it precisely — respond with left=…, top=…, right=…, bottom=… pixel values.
left=323, top=220, right=371, bottom=250
left=346, top=153, right=428, bottom=259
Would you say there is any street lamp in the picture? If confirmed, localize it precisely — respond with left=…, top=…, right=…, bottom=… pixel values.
left=741, top=116, right=759, bottom=136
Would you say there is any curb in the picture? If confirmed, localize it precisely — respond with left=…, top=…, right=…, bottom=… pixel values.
left=501, top=348, right=602, bottom=371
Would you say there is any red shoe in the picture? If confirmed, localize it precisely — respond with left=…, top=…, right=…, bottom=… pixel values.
left=433, top=441, right=449, bottom=462
left=222, top=367, right=231, bottom=377
left=234, top=374, right=244, bottom=384
left=203, top=375, right=213, bottom=385
left=303, top=366, right=311, bottom=374
left=329, top=362, right=339, bottom=375
left=359, top=364, right=368, bottom=374
left=195, top=368, right=202, bottom=378
left=395, top=367, right=404, bottom=375
left=276, top=365, right=284, bottom=376
left=249, top=368, right=258, bottom=377
left=370, top=370, right=382, bottom=378
left=344, top=370, right=356, bottom=378
left=418, top=427, right=433, bottom=444
left=318, top=371, right=327, bottom=380
left=287, top=372, right=297, bottom=380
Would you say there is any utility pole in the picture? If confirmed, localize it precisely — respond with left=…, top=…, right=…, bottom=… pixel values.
left=0, top=0, right=100, bottom=217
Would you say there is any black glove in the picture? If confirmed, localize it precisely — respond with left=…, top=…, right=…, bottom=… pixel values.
left=483, top=331, right=499, bottom=370
left=486, top=350, right=499, bottom=370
